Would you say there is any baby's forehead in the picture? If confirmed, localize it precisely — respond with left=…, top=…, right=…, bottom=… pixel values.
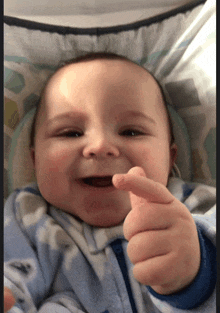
left=32, top=58, right=172, bottom=145
left=48, top=58, right=154, bottom=87
left=42, top=59, right=162, bottom=108
left=38, top=60, right=166, bottom=126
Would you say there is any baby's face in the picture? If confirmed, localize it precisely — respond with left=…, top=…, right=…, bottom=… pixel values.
left=32, top=59, right=177, bottom=227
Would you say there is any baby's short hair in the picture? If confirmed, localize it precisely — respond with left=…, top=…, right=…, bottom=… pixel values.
left=29, top=52, right=175, bottom=148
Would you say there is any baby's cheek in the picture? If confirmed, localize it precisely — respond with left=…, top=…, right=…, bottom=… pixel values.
left=132, top=144, right=169, bottom=184
left=130, top=145, right=155, bottom=167
left=36, top=152, right=70, bottom=200
left=41, top=146, right=72, bottom=172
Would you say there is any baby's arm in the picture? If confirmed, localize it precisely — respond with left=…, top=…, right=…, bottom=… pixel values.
left=113, top=167, right=216, bottom=310
left=4, top=189, right=86, bottom=313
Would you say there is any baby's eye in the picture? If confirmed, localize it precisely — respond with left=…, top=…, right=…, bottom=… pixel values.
left=120, top=129, right=145, bottom=137
left=58, top=130, right=83, bottom=137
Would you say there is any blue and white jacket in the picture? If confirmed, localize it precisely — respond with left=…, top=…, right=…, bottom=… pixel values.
left=4, top=177, right=216, bottom=313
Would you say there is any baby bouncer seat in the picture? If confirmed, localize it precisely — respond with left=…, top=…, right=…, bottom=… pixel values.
left=4, top=0, right=216, bottom=201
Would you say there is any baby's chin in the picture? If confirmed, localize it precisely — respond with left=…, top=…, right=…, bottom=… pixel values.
left=90, top=219, right=125, bottom=228
left=69, top=212, right=126, bottom=228
left=85, top=216, right=125, bottom=228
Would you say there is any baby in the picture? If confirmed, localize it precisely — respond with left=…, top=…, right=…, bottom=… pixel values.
left=4, top=52, right=216, bottom=313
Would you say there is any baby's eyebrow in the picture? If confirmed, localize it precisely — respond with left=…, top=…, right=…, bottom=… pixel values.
left=119, top=110, right=156, bottom=125
left=46, top=110, right=156, bottom=127
left=46, top=112, right=86, bottom=126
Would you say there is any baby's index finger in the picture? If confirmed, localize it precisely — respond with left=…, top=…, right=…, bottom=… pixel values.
left=112, top=166, right=145, bottom=187
left=113, top=173, right=174, bottom=204
left=127, top=166, right=146, bottom=177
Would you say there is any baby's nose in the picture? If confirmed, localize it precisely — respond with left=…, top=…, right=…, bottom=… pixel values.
left=83, top=136, right=120, bottom=158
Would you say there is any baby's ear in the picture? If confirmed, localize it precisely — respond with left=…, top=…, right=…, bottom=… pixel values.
left=30, top=148, right=35, bottom=167
left=170, top=143, right=178, bottom=171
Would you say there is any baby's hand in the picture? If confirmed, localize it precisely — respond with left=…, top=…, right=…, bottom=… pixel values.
left=4, top=287, right=15, bottom=312
left=113, top=167, right=200, bottom=295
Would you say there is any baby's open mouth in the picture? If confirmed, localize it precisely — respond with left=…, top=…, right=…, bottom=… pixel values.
left=81, top=176, right=113, bottom=188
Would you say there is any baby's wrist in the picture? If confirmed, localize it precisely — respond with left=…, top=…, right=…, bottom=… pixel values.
left=150, top=271, right=199, bottom=296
